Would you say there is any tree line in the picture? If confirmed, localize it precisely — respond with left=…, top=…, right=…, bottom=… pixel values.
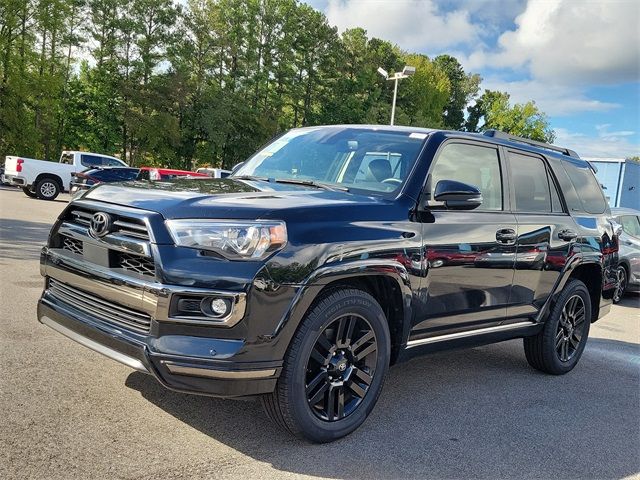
left=0, top=0, right=555, bottom=169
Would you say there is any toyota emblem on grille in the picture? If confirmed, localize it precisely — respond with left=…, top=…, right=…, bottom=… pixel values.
left=89, top=212, right=112, bottom=237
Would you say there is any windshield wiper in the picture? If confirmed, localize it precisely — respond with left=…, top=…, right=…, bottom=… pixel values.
left=233, top=175, right=269, bottom=182
left=272, top=178, right=349, bottom=192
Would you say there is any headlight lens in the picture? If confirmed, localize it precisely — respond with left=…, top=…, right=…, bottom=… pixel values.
left=165, top=220, right=287, bottom=260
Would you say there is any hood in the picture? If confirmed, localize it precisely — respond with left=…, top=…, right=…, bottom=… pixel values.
left=81, top=178, right=392, bottom=220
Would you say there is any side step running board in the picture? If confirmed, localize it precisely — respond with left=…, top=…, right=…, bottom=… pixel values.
left=405, top=321, right=536, bottom=349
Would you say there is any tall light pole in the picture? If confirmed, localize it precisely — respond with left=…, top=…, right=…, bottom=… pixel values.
left=377, top=65, right=416, bottom=126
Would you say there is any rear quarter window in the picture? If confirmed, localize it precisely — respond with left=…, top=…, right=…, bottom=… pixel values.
left=562, top=159, right=607, bottom=214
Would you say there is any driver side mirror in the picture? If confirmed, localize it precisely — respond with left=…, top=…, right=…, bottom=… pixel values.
left=433, top=179, right=483, bottom=210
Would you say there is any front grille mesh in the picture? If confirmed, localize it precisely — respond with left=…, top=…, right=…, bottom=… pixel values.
left=48, top=279, right=151, bottom=333
left=118, top=253, right=156, bottom=276
left=62, top=236, right=83, bottom=255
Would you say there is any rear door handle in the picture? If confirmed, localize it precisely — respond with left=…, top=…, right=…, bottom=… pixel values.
left=496, top=228, right=517, bottom=244
left=558, top=229, right=578, bottom=241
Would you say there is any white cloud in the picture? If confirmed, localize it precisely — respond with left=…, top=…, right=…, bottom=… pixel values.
left=483, top=0, right=640, bottom=85
left=555, top=126, right=639, bottom=158
left=325, top=0, right=480, bottom=50
left=480, top=77, right=620, bottom=116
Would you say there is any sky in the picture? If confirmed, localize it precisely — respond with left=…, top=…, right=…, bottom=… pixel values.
left=305, top=0, right=640, bottom=159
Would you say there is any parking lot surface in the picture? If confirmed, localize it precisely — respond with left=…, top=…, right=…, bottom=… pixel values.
left=1, top=185, right=639, bottom=479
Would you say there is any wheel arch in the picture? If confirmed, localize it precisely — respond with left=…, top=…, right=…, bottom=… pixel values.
left=34, top=173, right=64, bottom=190
left=273, top=261, right=414, bottom=365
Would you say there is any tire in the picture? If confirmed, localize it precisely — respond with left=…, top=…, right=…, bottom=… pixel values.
left=523, top=279, right=591, bottom=375
left=613, top=265, right=628, bottom=303
left=261, top=288, right=390, bottom=443
left=35, top=178, right=61, bottom=200
left=22, top=187, right=37, bottom=198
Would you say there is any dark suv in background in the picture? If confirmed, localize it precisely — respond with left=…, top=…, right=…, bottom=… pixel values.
left=38, top=125, right=617, bottom=442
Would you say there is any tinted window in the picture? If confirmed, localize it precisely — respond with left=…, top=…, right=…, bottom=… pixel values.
left=509, top=152, right=553, bottom=213
left=103, top=157, right=125, bottom=167
left=90, top=168, right=139, bottom=182
left=81, top=154, right=103, bottom=167
left=562, top=159, right=607, bottom=214
left=620, top=215, right=640, bottom=238
left=430, top=143, right=502, bottom=210
left=138, top=170, right=150, bottom=180
left=220, top=171, right=231, bottom=178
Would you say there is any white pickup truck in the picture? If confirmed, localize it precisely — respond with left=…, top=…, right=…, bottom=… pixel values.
left=4, top=151, right=126, bottom=200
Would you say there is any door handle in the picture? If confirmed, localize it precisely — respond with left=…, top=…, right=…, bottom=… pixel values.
left=496, top=228, right=517, bottom=244
left=558, top=229, right=577, bottom=241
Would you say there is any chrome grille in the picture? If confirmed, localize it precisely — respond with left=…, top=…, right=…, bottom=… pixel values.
left=118, top=253, right=156, bottom=276
left=69, top=208, right=150, bottom=241
left=62, top=236, right=83, bottom=255
left=47, top=279, right=151, bottom=333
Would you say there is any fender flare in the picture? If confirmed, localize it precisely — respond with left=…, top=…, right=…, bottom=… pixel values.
left=270, top=259, right=414, bottom=348
left=535, top=253, right=602, bottom=323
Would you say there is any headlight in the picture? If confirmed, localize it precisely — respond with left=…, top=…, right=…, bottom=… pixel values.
left=165, top=219, right=287, bottom=260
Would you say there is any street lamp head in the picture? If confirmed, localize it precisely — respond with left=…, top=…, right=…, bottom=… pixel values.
left=402, top=65, right=416, bottom=77
left=377, top=67, right=388, bottom=79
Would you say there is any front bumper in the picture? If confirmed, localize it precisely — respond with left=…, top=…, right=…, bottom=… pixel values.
left=38, top=247, right=282, bottom=398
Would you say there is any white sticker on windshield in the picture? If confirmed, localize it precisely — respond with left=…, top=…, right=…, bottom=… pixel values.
left=409, top=133, right=427, bottom=140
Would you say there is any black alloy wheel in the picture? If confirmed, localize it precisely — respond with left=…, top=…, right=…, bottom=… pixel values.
left=524, top=279, right=591, bottom=375
left=305, top=313, right=377, bottom=422
left=261, top=288, right=390, bottom=443
left=555, top=294, right=587, bottom=362
left=613, top=265, right=627, bottom=303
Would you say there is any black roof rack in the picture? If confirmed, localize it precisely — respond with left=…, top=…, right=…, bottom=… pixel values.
left=483, top=129, right=580, bottom=158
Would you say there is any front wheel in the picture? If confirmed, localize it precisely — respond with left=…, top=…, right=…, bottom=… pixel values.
left=35, top=178, right=60, bottom=200
left=524, top=279, right=591, bottom=375
left=262, top=288, right=390, bottom=443
left=613, top=265, right=627, bottom=303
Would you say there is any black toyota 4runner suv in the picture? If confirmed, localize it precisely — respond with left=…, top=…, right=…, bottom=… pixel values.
left=38, top=125, right=618, bottom=442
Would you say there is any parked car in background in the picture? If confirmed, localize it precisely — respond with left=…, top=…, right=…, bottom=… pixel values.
left=38, top=125, right=618, bottom=443
left=4, top=151, right=127, bottom=200
left=138, top=167, right=209, bottom=180
left=196, top=167, right=232, bottom=178
left=611, top=208, right=640, bottom=302
left=70, top=167, right=140, bottom=195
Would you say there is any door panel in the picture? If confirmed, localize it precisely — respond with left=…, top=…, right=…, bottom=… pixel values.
left=412, top=211, right=517, bottom=337
left=508, top=215, right=577, bottom=318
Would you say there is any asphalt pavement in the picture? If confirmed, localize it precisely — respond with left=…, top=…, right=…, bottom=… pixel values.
left=1, top=185, right=638, bottom=479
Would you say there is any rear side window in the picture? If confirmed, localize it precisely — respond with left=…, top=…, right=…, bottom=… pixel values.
left=60, top=153, right=74, bottom=164
left=562, top=159, right=607, bottom=214
left=620, top=215, right=640, bottom=238
left=430, top=143, right=503, bottom=211
left=508, top=152, right=563, bottom=213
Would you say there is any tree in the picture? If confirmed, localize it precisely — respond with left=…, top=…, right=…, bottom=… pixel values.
left=433, top=54, right=480, bottom=130
left=466, top=89, right=555, bottom=142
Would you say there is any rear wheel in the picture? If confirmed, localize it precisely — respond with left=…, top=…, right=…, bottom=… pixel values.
left=35, top=178, right=60, bottom=200
left=524, top=279, right=591, bottom=375
left=262, top=288, right=390, bottom=443
left=21, top=187, right=37, bottom=198
left=613, top=265, right=628, bottom=303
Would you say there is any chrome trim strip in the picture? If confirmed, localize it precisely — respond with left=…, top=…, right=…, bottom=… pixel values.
left=405, top=321, right=536, bottom=349
left=162, top=362, right=276, bottom=379
left=59, top=222, right=151, bottom=256
left=41, top=315, right=149, bottom=373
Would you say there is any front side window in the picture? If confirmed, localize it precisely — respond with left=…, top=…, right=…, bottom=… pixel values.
left=620, top=215, right=640, bottom=238
left=509, top=152, right=554, bottom=213
left=429, top=143, right=503, bottom=211
left=234, top=127, right=427, bottom=194
left=103, top=157, right=125, bottom=167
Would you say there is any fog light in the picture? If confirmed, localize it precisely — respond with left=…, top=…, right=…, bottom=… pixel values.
left=210, top=298, right=228, bottom=315
left=200, top=296, right=232, bottom=318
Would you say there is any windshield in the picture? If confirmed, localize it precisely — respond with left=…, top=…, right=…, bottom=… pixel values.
left=233, top=126, right=427, bottom=194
